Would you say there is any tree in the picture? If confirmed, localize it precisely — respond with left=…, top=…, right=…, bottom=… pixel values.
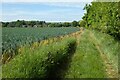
left=15, top=20, right=22, bottom=27
left=82, top=2, right=120, bottom=39
left=2, top=22, right=9, bottom=27
left=71, top=21, right=79, bottom=27
left=79, top=20, right=86, bottom=27
left=7, top=22, right=16, bottom=27
left=62, top=22, right=71, bottom=27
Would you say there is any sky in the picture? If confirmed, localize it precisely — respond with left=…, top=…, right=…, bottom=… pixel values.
left=2, top=0, right=93, bottom=2
left=1, top=2, right=91, bottom=22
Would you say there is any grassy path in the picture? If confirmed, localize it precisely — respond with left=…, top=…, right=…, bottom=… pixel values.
left=63, top=29, right=119, bottom=78
left=64, top=30, right=107, bottom=78
left=48, top=28, right=84, bottom=78
left=89, top=30, right=118, bottom=78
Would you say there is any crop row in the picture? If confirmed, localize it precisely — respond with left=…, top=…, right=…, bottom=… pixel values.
left=2, top=27, right=79, bottom=54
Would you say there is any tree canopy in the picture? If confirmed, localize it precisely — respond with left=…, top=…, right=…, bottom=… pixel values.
left=82, top=1, right=120, bottom=39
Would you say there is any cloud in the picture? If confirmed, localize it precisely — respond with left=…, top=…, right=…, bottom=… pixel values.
left=2, top=2, right=87, bottom=22
left=2, top=2, right=87, bottom=16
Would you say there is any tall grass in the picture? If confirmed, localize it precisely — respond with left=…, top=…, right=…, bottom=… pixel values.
left=91, top=30, right=120, bottom=72
left=2, top=37, right=77, bottom=78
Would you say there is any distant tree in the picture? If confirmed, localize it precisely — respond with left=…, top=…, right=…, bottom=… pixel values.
left=71, top=21, right=79, bottom=27
left=48, top=23, right=55, bottom=27
left=15, top=20, right=22, bottom=27
left=62, top=22, right=71, bottom=27
left=7, top=22, right=16, bottom=27
left=30, top=21, right=36, bottom=27
left=2, top=22, right=9, bottom=27
left=79, top=20, right=86, bottom=27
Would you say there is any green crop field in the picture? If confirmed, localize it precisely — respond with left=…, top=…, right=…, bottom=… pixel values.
left=2, top=27, right=80, bottom=54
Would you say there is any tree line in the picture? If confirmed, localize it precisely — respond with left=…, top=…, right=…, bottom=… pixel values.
left=2, top=20, right=80, bottom=28
left=81, top=1, right=120, bottom=39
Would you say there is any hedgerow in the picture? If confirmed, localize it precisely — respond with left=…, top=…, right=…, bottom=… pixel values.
left=82, top=2, right=120, bottom=39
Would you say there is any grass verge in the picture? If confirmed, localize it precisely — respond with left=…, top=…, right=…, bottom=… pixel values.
left=2, top=37, right=77, bottom=78
left=90, top=30, right=119, bottom=77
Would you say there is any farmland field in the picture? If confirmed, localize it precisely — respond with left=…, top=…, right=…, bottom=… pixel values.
left=2, top=27, right=80, bottom=54
left=2, top=28, right=119, bottom=78
left=1, top=1, right=120, bottom=79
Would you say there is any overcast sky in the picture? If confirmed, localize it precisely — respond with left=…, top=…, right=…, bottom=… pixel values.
left=1, top=1, right=92, bottom=22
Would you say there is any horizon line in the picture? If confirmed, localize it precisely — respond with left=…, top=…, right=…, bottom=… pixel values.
left=1, top=20, right=82, bottom=23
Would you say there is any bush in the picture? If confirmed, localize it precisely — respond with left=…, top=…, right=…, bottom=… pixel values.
left=2, top=37, right=77, bottom=78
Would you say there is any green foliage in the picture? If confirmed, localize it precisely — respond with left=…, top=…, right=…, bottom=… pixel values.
left=62, top=22, right=71, bottom=27
left=2, top=37, right=77, bottom=78
left=79, top=20, right=86, bottom=27
left=71, top=21, right=79, bottom=27
left=82, top=2, right=120, bottom=39
left=2, top=20, right=80, bottom=28
left=2, top=20, right=46, bottom=28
